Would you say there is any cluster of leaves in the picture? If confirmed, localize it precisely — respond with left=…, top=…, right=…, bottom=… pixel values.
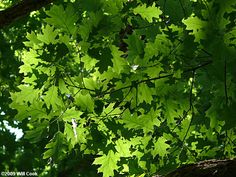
left=7, top=0, right=236, bottom=176
left=0, top=0, right=50, bottom=171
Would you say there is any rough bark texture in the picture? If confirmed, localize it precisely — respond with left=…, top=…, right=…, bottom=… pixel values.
left=154, top=159, right=236, bottom=177
left=0, top=0, right=53, bottom=28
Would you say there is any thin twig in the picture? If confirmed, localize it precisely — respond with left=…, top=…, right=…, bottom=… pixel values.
left=224, top=58, right=228, bottom=105
left=100, top=60, right=212, bottom=96
left=178, top=0, right=187, bottom=17
left=181, top=70, right=195, bottom=143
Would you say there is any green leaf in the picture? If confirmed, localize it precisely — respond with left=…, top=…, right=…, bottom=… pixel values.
left=37, top=25, right=58, bottom=44
left=115, top=139, right=131, bottom=157
left=78, top=11, right=103, bottom=41
left=144, top=34, right=172, bottom=60
left=157, top=0, right=192, bottom=22
left=93, top=150, right=120, bottom=177
left=45, top=4, right=78, bottom=35
left=11, top=85, right=40, bottom=104
left=25, top=120, right=49, bottom=143
left=138, top=83, right=153, bottom=104
left=219, top=102, right=236, bottom=129
left=133, top=3, right=162, bottom=23
left=75, top=92, right=94, bottom=112
left=10, top=99, right=49, bottom=121
left=24, top=31, right=42, bottom=47
left=43, top=86, right=64, bottom=110
left=91, top=47, right=113, bottom=73
left=124, top=32, right=144, bottom=63
left=65, top=118, right=88, bottom=147
left=144, top=64, right=163, bottom=78
left=21, top=49, right=41, bottom=66
left=62, top=107, right=83, bottom=122
left=80, top=55, right=98, bottom=70
left=110, top=45, right=127, bottom=74
left=152, top=137, right=170, bottom=158
left=122, top=109, right=160, bottom=134
left=58, top=79, right=70, bottom=94
left=43, top=131, right=67, bottom=162
left=83, top=78, right=99, bottom=90
left=182, top=15, right=207, bottom=42
left=173, top=69, right=183, bottom=78
left=103, top=0, right=125, bottom=15
left=64, top=122, right=77, bottom=148
left=224, top=27, right=236, bottom=46
left=26, top=101, right=49, bottom=120
left=76, top=126, right=88, bottom=144
left=165, top=99, right=181, bottom=126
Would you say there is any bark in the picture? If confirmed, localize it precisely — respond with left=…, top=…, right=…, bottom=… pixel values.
left=0, top=0, right=53, bottom=28
left=154, top=158, right=236, bottom=177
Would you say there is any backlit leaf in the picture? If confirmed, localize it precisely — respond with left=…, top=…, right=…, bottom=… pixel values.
left=93, top=150, right=120, bottom=177
left=133, top=3, right=162, bottom=23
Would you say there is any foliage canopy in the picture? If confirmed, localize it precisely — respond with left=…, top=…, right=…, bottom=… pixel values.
left=1, top=0, right=236, bottom=176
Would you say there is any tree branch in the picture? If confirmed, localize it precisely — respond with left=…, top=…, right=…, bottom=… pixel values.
left=0, top=0, right=53, bottom=28
left=101, top=60, right=212, bottom=96
left=164, top=158, right=236, bottom=177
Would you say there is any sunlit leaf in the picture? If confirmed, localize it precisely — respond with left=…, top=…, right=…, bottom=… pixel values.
left=133, top=3, right=162, bottom=23
left=93, top=150, right=120, bottom=177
